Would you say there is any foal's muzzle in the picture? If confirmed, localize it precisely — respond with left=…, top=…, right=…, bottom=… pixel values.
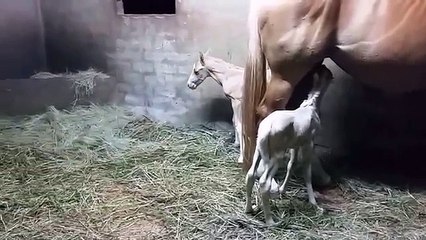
left=187, top=82, right=197, bottom=89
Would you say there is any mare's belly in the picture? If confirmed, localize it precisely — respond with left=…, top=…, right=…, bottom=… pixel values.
left=330, top=51, right=426, bottom=94
left=334, top=0, right=426, bottom=93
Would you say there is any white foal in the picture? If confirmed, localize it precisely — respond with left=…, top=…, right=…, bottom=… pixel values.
left=245, top=65, right=333, bottom=225
left=187, top=51, right=271, bottom=163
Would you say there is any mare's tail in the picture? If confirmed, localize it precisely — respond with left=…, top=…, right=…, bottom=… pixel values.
left=242, top=0, right=267, bottom=171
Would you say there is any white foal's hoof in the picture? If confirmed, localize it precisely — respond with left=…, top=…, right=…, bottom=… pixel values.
left=315, top=206, right=325, bottom=215
left=265, top=217, right=277, bottom=226
left=245, top=205, right=253, bottom=214
left=269, top=179, right=280, bottom=199
left=237, top=155, right=244, bottom=163
left=245, top=204, right=258, bottom=214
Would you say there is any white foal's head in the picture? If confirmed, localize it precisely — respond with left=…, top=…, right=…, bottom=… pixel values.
left=187, top=50, right=212, bottom=90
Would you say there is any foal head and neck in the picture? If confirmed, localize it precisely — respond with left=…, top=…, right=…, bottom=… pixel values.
left=186, top=51, right=243, bottom=90
left=301, top=65, right=333, bottom=109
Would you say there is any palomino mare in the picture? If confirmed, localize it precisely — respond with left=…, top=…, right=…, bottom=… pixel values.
left=186, top=51, right=268, bottom=163
left=242, top=0, right=426, bottom=184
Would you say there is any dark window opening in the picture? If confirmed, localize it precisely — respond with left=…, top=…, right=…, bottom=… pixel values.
left=121, top=0, right=176, bottom=14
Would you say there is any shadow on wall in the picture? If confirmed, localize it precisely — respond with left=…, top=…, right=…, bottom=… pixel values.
left=0, top=0, right=46, bottom=79
left=341, top=86, right=426, bottom=187
left=201, top=98, right=233, bottom=123
left=312, top=61, right=426, bottom=187
left=39, top=0, right=115, bottom=74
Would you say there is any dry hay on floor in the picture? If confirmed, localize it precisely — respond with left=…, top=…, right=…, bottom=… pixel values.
left=0, top=105, right=425, bottom=240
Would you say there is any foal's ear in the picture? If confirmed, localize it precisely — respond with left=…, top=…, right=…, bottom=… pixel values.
left=204, top=48, right=211, bottom=56
left=198, top=51, right=205, bottom=65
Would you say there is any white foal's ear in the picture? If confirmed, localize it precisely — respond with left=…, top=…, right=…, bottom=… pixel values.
left=204, top=48, right=211, bottom=56
left=198, top=51, right=205, bottom=66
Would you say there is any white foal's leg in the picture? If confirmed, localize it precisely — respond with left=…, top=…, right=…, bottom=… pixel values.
left=301, top=144, right=324, bottom=213
left=232, top=113, right=240, bottom=147
left=279, top=148, right=296, bottom=194
left=259, top=157, right=279, bottom=226
left=304, top=160, right=317, bottom=206
left=245, top=147, right=261, bottom=213
left=237, top=122, right=244, bottom=163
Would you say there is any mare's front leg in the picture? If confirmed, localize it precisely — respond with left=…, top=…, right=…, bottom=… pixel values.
left=257, top=75, right=294, bottom=118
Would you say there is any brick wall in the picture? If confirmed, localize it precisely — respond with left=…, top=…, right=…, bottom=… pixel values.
left=108, top=0, right=249, bottom=125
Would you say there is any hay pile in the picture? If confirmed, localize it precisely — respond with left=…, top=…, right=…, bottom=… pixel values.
left=0, top=105, right=425, bottom=239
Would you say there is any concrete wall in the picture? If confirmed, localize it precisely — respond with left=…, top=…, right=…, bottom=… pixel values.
left=0, top=0, right=46, bottom=79
left=40, top=0, right=116, bottom=74
left=30, top=0, right=250, bottom=124
left=0, top=76, right=117, bottom=115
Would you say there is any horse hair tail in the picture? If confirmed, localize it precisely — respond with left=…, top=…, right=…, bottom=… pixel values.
left=242, top=0, right=267, bottom=172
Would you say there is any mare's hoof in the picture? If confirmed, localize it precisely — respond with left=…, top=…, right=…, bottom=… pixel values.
left=313, top=176, right=337, bottom=190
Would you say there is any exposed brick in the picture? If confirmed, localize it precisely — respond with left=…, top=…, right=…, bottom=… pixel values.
left=156, top=63, right=178, bottom=74
left=132, top=61, right=154, bottom=73
left=164, top=74, right=188, bottom=83
left=140, top=39, right=152, bottom=49
left=178, top=66, right=190, bottom=74
left=116, top=83, right=131, bottom=93
left=129, top=45, right=140, bottom=53
left=115, top=39, right=127, bottom=50
left=133, top=84, right=146, bottom=95
left=123, top=48, right=144, bottom=60
left=156, top=87, right=176, bottom=98
left=154, top=37, right=176, bottom=51
left=111, top=61, right=132, bottom=72
left=144, top=74, right=161, bottom=83
left=122, top=72, right=143, bottom=84
left=145, top=51, right=192, bottom=63
left=109, top=49, right=142, bottom=61
left=165, top=52, right=192, bottom=62
left=144, top=51, right=166, bottom=62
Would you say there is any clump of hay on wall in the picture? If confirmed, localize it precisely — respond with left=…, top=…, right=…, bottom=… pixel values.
left=31, top=68, right=110, bottom=105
